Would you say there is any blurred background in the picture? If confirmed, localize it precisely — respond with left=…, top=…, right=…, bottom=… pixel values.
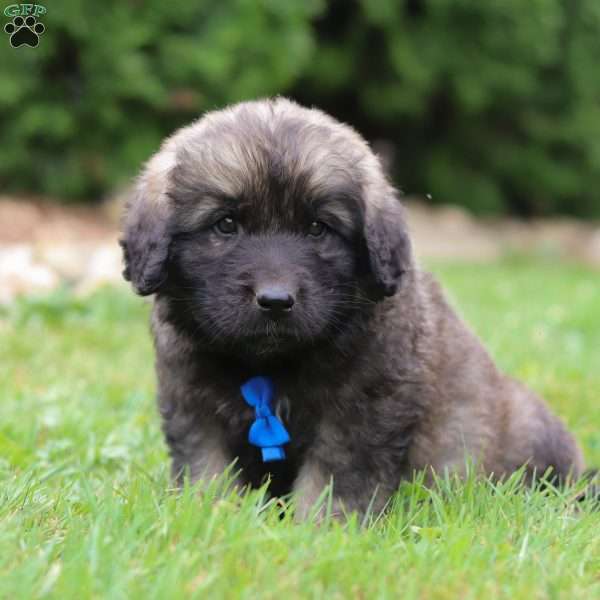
left=1, top=0, right=600, bottom=300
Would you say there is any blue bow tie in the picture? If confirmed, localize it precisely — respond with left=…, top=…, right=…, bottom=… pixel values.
left=240, top=376, right=290, bottom=462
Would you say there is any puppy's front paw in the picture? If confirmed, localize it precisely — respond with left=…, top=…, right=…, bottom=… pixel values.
left=294, top=492, right=346, bottom=523
left=292, top=463, right=345, bottom=522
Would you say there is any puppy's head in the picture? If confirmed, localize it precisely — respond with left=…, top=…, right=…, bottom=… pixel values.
left=121, top=98, right=413, bottom=357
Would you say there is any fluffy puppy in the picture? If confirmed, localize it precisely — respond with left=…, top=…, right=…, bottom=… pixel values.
left=121, top=98, right=584, bottom=518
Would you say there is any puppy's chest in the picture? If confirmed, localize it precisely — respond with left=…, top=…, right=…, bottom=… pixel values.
left=214, top=387, right=315, bottom=494
left=218, top=388, right=312, bottom=445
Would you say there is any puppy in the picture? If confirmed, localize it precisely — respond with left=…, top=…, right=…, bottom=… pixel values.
left=121, top=98, right=584, bottom=518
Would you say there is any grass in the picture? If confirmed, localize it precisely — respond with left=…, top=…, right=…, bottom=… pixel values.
left=1, top=258, right=599, bottom=599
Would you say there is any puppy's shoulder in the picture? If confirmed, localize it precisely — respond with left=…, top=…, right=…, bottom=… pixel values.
left=411, top=268, right=458, bottom=331
left=411, top=268, right=499, bottom=375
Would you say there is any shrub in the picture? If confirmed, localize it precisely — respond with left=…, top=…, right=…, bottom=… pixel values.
left=1, top=0, right=600, bottom=217
left=294, top=0, right=600, bottom=217
left=0, top=0, right=323, bottom=200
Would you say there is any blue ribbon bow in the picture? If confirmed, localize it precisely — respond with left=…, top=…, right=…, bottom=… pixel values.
left=241, top=376, right=290, bottom=462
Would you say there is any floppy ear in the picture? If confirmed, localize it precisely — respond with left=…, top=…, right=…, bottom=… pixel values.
left=120, top=151, right=175, bottom=296
left=362, top=190, right=413, bottom=300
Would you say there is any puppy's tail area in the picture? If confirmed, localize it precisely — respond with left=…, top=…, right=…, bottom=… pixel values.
left=575, top=468, right=600, bottom=507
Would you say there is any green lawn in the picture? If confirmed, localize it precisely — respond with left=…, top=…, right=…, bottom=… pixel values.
left=1, top=259, right=599, bottom=599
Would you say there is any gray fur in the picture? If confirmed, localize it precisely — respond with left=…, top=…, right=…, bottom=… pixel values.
left=121, top=98, right=585, bottom=517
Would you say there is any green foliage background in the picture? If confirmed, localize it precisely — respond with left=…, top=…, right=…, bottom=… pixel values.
left=1, top=0, right=600, bottom=217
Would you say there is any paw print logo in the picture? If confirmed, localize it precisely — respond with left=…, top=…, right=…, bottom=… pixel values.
left=4, top=15, right=45, bottom=48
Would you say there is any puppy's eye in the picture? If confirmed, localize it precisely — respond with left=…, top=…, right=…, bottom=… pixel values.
left=214, top=216, right=237, bottom=235
left=308, top=221, right=326, bottom=237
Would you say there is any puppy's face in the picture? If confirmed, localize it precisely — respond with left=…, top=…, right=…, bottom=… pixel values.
left=121, top=99, right=413, bottom=359
left=169, top=187, right=360, bottom=356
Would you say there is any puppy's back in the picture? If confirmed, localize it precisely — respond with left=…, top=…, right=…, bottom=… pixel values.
left=409, top=271, right=584, bottom=482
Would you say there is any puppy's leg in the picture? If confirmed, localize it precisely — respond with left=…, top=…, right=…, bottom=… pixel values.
left=292, top=460, right=337, bottom=521
left=185, top=429, right=234, bottom=486
left=162, top=408, right=236, bottom=489
left=293, top=445, right=396, bottom=522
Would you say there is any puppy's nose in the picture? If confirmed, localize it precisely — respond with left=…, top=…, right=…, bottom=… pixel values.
left=256, top=286, right=295, bottom=312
